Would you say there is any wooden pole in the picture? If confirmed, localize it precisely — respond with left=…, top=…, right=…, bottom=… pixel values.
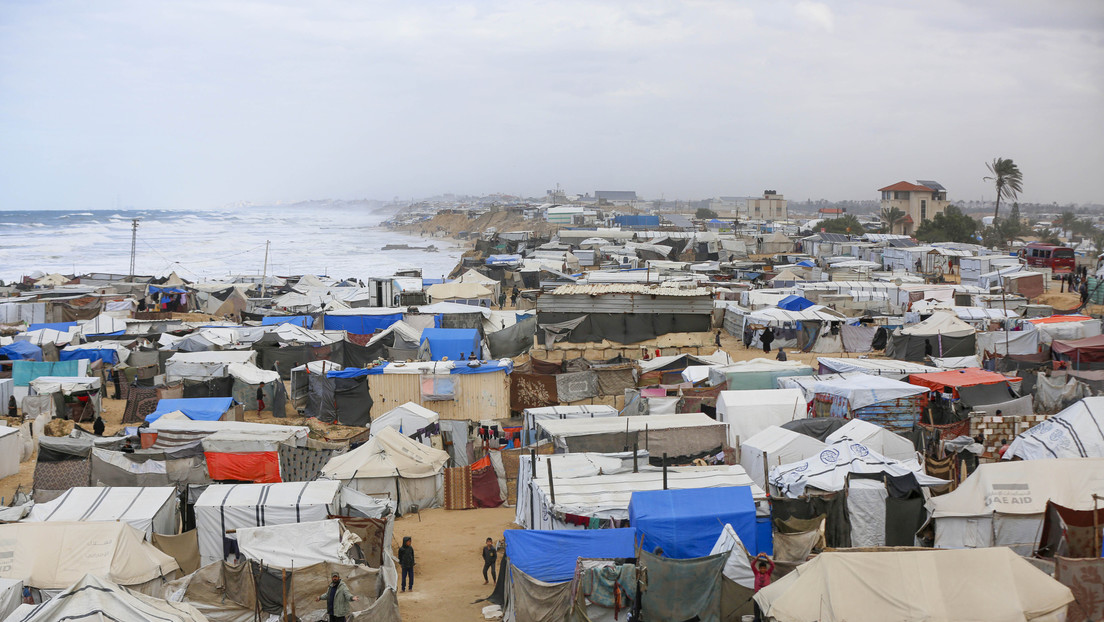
left=633, top=442, right=639, bottom=473
left=1095, top=494, right=1101, bottom=557
left=547, top=458, right=556, bottom=505
left=662, top=454, right=668, bottom=490
left=529, top=449, right=537, bottom=528
left=280, top=568, right=286, bottom=622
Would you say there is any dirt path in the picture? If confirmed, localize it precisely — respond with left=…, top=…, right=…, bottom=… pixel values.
left=390, top=506, right=519, bottom=622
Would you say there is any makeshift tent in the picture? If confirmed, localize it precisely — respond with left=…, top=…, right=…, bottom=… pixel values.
left=780, top=417, right=848, bottom=441
left=770, top=442, right=945, bottom=499
left=417, top=327, right=481, bottom=361
left=977, top=327, right=1040, bottom=356
left=193, top=480, right=342, bottom=566
left=739, top=426, right=827, bottom=491
left=9, top=574, right=207, bottom=622
left=58, top=346, right=119, bottom=365
left=0, top=578, right=21, bottom=621
left=25, top=486, right=178, bottom=537
left=321, top=308, right=405, bottom=333
left=1029, top=314, right=1102, bottom=345
left=260, top=315, right=312, bottom=327
left=708, top=359, right=814, bottom=391
left=289, top=360, right=342, bottom=409
left=504, top=528, right=637, bottom=583
left=521, top=405, right=617, bottom=446
left=776, top=295, right=814, bottom=311
left=0, top=427, right=20, bottom=481
left=755, top=548, right=1073, bottom=622
left=908, top=367, right=1020, bottom=398
left=716, top=388, right=805, bottom=449
left=1052, top=334, right=1104, bottom=368
left=812, top=375, right=928, bottom=432
left=816, top=356, right=937, bottom=379
left=235, top=519, right=361, bottom=569
left=164, top=351, right=258, bottom=381
left=629, top=486, right=761, bottom=559
left=535, top=413, right=727, bottom=459
left=320, top=426, right=449, bottom=514
left=146, top=397, right=236, bottom=423
left=928, top=459, right=1104, bottom=555
left=201, top=428, right=293, bottom=483
left=368, top=402, right=439, bottom=443
left=824, top=419, right=917, bottom=463
left=426, top=281, right=492, bottom=303
left=307, top=368, right=373, bottom=427
left=1007, top=397, right=1104, bottom=460
left=0, top=341, right=42, bottom=361
left=886, top=311, right=977, bottom=361
left=0, top=521, right=180, bottom=592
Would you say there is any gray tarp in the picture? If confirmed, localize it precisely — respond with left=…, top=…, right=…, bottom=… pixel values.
left=488, top=316, right=537, bottom=359
left=508, top=565, right=573, bottom=622
left=639, top=550, right=727, bottom=622
left=307, top=374, right=372, bottom=427
left=840, top=325, right=877, bottom=353
left=886, top=332, right=976, bottom=361
left=556, top=371, right=599, bottom=403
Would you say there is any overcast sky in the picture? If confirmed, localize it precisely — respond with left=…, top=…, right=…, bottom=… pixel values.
left=1, top=0, right=1102, bottom=210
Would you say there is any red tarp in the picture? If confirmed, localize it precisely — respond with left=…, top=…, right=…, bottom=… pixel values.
left=471, top=455, right=503, bottom=509
left=908, top=367, right=1020, bottom=397
left=204, top=451, right=281, bottom=483
left=1052, top=335, right=1104, bottom=364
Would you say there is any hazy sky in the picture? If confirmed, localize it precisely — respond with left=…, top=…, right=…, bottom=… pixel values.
left=2, top=0, right=1102, bottom=209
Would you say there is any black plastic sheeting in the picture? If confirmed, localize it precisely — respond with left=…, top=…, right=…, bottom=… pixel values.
left=886, top=333, right=976, bottom=361
left=536, top=312, right=711, bottom=345
left=781, top=417, right=848, bottom=442
left=487, top=316, right=536, bottom=359
left=182, top=376, right=235, bottom=399
left=956, top=382, right=1018, bottom=408
left=307, top=374, right=372, bottom=427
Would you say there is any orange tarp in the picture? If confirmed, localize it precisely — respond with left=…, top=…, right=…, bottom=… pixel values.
left=908, top=367, right=1020, bottom=397
left=1027, top=315, right=1093, bottom=325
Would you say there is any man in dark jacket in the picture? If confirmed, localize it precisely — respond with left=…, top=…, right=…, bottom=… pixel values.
left=398, top=536, right=415, bottom=592
left=482, top=537, right=498, bottom=584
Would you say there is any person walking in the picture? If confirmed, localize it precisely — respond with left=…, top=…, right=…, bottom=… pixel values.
left=7, top=395, right=15, bottom=419
left=760, top=326, right=775, bottom=353
left=482, top=537, right=498, bottom=584
left=715, top=330, right=722, bottom=348
left=316, top=572, right=359, bottom=622
left=498, top=290, right=507, bottom=309
left=398, top=536, right=416, bottom=592
left=510, top=286, right=519, bottom=307
left=255, top=386, right=265, bottom=413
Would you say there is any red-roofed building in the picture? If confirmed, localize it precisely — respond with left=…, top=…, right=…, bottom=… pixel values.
left=878, top=180, right=949, bottom=234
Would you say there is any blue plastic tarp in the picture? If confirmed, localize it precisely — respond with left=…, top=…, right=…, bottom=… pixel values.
left=420, top=328, right=480, bottom=362
left=504, top=529, right=637, bottom=583
left=149, top=286, right=187, bottom=294
left=327, top=368, right=373, bottom=378
left=486, top=254, right=522, bottom=266
left=614, top=215, right=660, bottom=227
left=59, top=348, right=119, bottom=365
left=27, top=322, right=76, bottom=332
left=450, top=360, right=513, bottom=375
left=0, top=341, right=43, bottom=361
left=629, top=486, right=759, bottom=559
left=146, top=397, right=235, bottom=423
left=322, top=313, right=402, bottom=334
left=261, top=315, right=312, bottom=328
left=777, top=295, right=815, bottom=311
left=796, top=260, right=816, bottom=268
left=12, top=360, right=80, bottom=387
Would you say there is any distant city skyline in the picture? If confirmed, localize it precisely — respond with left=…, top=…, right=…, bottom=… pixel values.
left=1, top=1, right=1101, bottom=210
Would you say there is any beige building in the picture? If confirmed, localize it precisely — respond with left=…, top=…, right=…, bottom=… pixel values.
left=747, top=190, right=787, bottom=220
left=878, top=180, right=948, bottom=234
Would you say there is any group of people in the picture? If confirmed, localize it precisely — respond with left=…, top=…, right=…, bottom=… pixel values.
left=1062, top=266, right=1092, bottom=305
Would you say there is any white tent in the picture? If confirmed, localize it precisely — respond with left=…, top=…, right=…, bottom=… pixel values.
left=769, top=442, right=945, bottom=499
left=79, top=315, right=128, bottom=336
left=164, top=351, right=258, bottom=381
left=928, top=458, right=1104, bottom=555
left=977, top=327, right=1040, bottom=356
left=193, top=481, right=342, bottom=566
left=708, top=359, right=814, bottom=391
left=815, top=357, right=938, bottom=379
left=811, top=375, right=928, bottom=413
left=148, top=418, right=308, bottom=440
left=824, top=419, right=917, bottom=463
left=6, top=574, right=207, bottom=622
left=710, top=524, right=755, bottom=589
left=0, top=522, right=180, bottom=592
left=27, top=376, right=99, bottom=396
left=755, top=548, right=1073, bottom=622
left=1030, top=316, right=1102, bottom=345
left=425, top=281, right=492, bottom=302
left=0, top=427, right=20, bottom=481
left=320, top=426, right=449, bottom=515
left=236, top=519, right=360, bottom=569
left=0, top=578, right=22, bottom=621
left=16, top=328, right=75, bottom=347
left=25, top=487, right=178, bottom=537
left=716, top=389, right=805, bottom=448
left=739, top=426, right=827, bottom=491
left=521, top=405, right=618, bottom=445
left=1006, top=397, right=1104, bottom=460
left=535, top=413, right=728, bottom=456
left=369, top=402, right=440, bottom=443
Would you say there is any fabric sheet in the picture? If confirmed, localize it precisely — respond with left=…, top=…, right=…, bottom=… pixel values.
left=556, top=371, right=599, bottom=403
left=639, top=550, right=727, bottom=622
left=510, top=566, right=573, bottom=622
left=1056, top=556, right=1104, bottom=622
left=840, top=325, right=877, bottom=353
left=511, top=373, right=558, bottom=411
left=594, top=366, right=635, bottom=397
left=846, top=481, right=888, bottom=548
left=444, top=466, right=475, bottom=510
left=472, top=461, right=504, bottom=508
left=488, top=316, right=536, bottom=359
left=152, top=530, right=201, bottom=574
left=278, top=444, right=345, bottom=482
left=33, top=459, right=91, bottom=497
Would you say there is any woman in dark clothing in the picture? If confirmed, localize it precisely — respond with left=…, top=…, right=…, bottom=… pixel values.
left=760, top=326, right=775, bottom=353
left=482, top=537, right=498, bottom=584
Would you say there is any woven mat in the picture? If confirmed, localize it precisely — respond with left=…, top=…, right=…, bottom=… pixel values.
left=444, top=466, right=475, bottom=510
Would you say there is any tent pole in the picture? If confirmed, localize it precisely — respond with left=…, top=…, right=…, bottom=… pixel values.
left=633, top=443, right=639, bottom=473
left=1000, top=274, right=1010, bottom=357
left=1095, top=494, right=1100, bottom=557
left=662, top=454, right=668, bottom=490
left=529, top=450, right=537, bottom=528
left=260, top=240, right=271, bottom=299
left=546, top=459, right=555, bottom=506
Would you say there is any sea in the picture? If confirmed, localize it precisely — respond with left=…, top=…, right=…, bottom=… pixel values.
left=0, top=207, right=463, bottom=284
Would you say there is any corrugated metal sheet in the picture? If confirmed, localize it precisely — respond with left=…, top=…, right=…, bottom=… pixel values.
left=812, top=394, right=923, bottom=433
left=368, top=372, right=509, bottom=421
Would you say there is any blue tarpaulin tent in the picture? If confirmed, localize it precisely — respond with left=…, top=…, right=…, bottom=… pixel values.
left=59, top=348, right=119, bottom=365
left=628, top=486, right=762, bottom=559
left=419, top=328, right=480, bottom=362
left=260, top=315, right=312, bottom=328
left=146, top=397, right=235, bottom=423
left=327, top=368, right=373, bottom=378
left=0, top=341, right=43, bottom=361
left=486, top=254, right=522, bottom=266
left=777, top=295, right=815, bottom=311
left=504, top=529, right=637, bottom=583
left=27, top=322, right=76, bottom=333
left=796, top=260, right=816, bottom=268
left=322, top=313, right=403, bottom=334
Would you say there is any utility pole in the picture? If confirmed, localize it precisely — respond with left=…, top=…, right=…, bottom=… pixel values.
left=129, top=219, right=139, bottom=280
left=260, top=240, right=270, bottom=299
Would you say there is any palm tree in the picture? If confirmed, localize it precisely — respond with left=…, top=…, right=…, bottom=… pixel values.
left=880, top=206, right=905, bottom=235
left=983, top=157, right=1023, bottom=223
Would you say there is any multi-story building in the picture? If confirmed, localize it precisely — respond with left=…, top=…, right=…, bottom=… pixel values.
left=747, top=190, right=787, bottom=220
left=878, top=180, right=949, bottom=234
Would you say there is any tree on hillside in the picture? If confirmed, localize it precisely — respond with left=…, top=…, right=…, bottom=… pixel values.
left=820, top=214, right=865, bottom=236
left=695, top=207, right=719, bottom=219
left=880, top=206, right=906, bottom=235
left=915, top=206, right=978, bottom=243
left=983, top=157, right=1023, bottom=223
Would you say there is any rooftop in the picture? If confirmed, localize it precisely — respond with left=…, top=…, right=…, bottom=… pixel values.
left=879, top=181, right=936, bottom=193
left=549, top=283, right=712, bottom=297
